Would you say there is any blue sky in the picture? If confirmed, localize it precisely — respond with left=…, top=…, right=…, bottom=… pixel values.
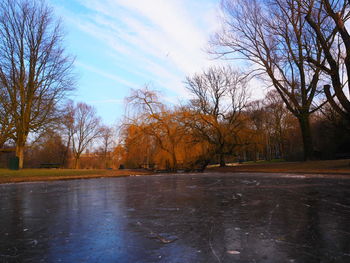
left=48, top=0, right=223, bottom=125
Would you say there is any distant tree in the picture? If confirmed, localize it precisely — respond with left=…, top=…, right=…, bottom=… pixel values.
left=213, top=0, right=328, bottom=160
left=312, top=104, right=350, bottom=159
left=185, top=66, right=249, bottom=167
left=113, top=143, right=126, bottom=168
left=70, top=103, right=101, bottom=169
left=305, top=0, right=350, bottom=121
left=120, top=123, right=155, bottom=169
left=99, top=125, right=115, bottom=168
left=0, top=0, right=74, bottom=168
left=59, top=100, right=75, bottom=167
left=247, top=90, right=300, bottom=160
left=24, top=130, right=66, bottom=168
left=264, top=91, right=299, bottom=159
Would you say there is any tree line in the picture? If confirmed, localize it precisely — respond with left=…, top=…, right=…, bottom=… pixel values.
left=1, top=0, right=350, bottom=169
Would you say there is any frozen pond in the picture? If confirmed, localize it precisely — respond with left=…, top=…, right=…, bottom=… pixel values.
left=0, top=173, right=349, bottom=262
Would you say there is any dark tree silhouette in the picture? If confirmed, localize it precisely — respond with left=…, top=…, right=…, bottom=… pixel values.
left=213, top=0, right=328, bottom=160
left=305, top=0, right=350, bottom=121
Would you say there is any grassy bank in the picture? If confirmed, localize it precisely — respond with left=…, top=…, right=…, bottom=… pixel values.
left=0, top=169, right=152, bottom=184
left=208, top=159, right=350, bottom=175
left=1, top=159, right=350, bottom=184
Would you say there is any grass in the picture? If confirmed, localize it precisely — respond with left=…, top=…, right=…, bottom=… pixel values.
left=0, top=168, right=152, bottom=184
left=0, top=169, right=107, bottom=177
left=208, top=159, right=350, bottom=175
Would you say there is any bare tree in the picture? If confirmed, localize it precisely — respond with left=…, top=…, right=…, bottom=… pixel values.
left=24, top=129, right=66, bottom=168
left=99, top=125, right=115, bottom=168
left=305, top=0, right=350, bottom=121
left=213, top=0, right=328, bottom=160
left=185, top=66, right=249, bottom=167
left=264, top=90, right=296, bottom=159
left=71, top=103, right=101, bottom=169
left=0, top=0, right=74, bottom=168
left=59, top=100, right=75, bottom=167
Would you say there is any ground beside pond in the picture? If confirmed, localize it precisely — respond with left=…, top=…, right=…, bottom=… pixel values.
left=0, top=169, right=152, bottom=184
left=1, top=159, right=349, bottom=184
left=208, top=159, right=350, bottom=177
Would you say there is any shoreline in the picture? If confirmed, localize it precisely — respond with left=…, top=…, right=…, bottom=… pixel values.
left=1, top=159, right=350, bottom=184
left=1, top=171, right=350, bottom=185
left=0, top=169, right=152, bottom=184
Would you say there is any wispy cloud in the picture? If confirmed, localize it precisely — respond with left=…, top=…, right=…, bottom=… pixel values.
left=76, top=61, right=138, bottom=89
left=55, top=0, right=221, bottom=98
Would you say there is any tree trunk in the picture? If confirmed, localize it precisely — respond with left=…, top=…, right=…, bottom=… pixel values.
left=169, top=143, right=177, bottom=171
left=62, top=136, right=71, bottom=168
left=74, top=157, right=80, bottom=169
left=279, top=140, right=285, bottom=160
left=172, top=155, right=177, bottom=171
left=298, top=114, right=314, bottom=161
left=219, top=153, right=226, bottom=167
left=265, top=134, right=271, bottom=161
left=16, top=144, right=24, bottom=169
left=105, top=155, right=108, bottom=169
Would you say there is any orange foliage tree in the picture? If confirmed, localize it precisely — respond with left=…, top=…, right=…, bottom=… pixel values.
left=118, top=87, right=211, bottom=170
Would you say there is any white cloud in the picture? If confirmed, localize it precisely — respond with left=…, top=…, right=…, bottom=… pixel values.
left=62, top=0, right=222, bottom=98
